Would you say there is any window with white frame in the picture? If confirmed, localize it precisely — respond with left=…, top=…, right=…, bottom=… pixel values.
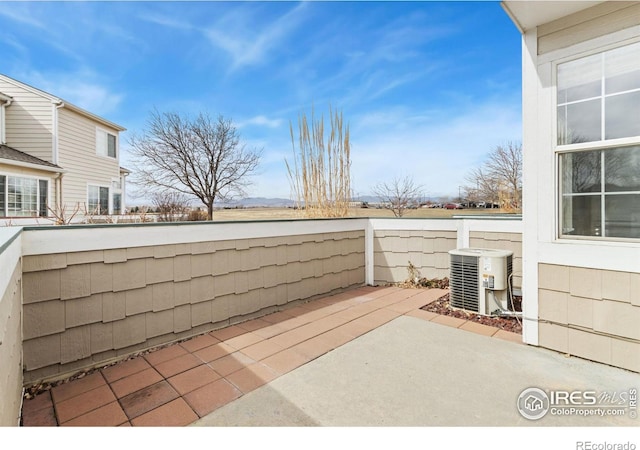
left=112, top=193, right=121, bottom=215
left=88, top=185, right=109, bottom=215
left=110, top=178, right=122, bottom=215
left=557, top=40, right=640, bottom=240
left=96, top=128, right=117, bottom=158
left=0, top=175, right=48, bottom=217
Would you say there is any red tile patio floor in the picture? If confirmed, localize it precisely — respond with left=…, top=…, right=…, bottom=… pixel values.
left=20, top=286, right=522, bottom=427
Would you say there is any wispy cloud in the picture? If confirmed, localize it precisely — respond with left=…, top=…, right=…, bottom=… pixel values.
left=0, top=33, right=29, bottom=55
left=204, top=2, right=310, bottom=72
left=138, top=12, right=195, bottom=31
left=0, top=4, right=46, bottom=29
left=0, top=2, right=146, bottom=64
left=0, top=1, right=522, bottom=201
left=238, top=115, right=283, bottom=129
left=349, top=96, right=522, bottom=198
left=278, top=6, right=457, bottom=109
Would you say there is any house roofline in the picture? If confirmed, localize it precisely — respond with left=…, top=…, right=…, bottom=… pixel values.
left=0, top=74, right=126, bottom=132
left=61, top=101, right=126, bottom=132
left=501, top=1, right=605, bottom=33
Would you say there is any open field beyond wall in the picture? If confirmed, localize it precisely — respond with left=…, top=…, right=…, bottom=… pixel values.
left=207, top=207, right=517, bottom=221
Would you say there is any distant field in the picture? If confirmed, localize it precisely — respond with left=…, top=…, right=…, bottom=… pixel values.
left=208, top=207, right=520, bottom=221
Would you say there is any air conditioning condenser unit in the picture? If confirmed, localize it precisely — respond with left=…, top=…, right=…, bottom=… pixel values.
left=449, top=248, right=513, bottom=316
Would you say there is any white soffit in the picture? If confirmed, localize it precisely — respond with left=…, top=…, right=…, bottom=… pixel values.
left=502, top=1, right=605, bottom=32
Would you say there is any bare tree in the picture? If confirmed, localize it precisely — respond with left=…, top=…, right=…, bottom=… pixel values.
left=47, top=203, right=81, bottom=225
left=129, top=111, right=261, bottom=220
left=372, top=176, right=423, bottom=217
left=151, top=191, right=191, bottom=222
left=286, top=106, right=352, bottom=218
left=465, top=142, right=522, bottom=210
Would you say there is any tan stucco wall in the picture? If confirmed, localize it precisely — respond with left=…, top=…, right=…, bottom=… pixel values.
left=373, top=230, right=457, bottom=283
left=469, top=231, right=522, bottom=289
left=21, top=231, right=365, bottom=383
left=538, top=263, right=640, bottom=373
left=0, top=254, right=23, bottom=425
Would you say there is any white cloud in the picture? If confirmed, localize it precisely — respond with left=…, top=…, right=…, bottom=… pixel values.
left=204, top=2, right=309, bottom=72
left=349, top=98, right=522, bottom=198
left=138, top=13, right=195, bottom=31
left=0, top=4, right=46, bottom=29
left=16, top=70, right=124, bottom=116
left=238, top=115, right=283, bottom=129
left=59, top=83, right=124, bottom=117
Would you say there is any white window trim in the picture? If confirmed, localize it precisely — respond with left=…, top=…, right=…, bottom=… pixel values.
left=87, top=183, right=111, bottom=215
left=0, top=104, right=6, bottom=144
left=95, top=127, right=118, bottom=160
left=0, top=172, right=51, bottom=218
left=110, top=176, right=124, bottom=215
left=552, top=39, right=640, bottom=243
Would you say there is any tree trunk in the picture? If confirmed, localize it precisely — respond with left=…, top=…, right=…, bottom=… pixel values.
left=207, top=203, right=214, bottom=220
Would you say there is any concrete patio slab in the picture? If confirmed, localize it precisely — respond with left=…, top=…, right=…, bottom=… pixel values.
left=192, top=316, right=639, bottom=427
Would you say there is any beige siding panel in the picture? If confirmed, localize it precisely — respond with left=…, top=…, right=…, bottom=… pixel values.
left=20, top=229, right=366, bottom=382
left=538, top=289, right=568, bottom=325
left=593, top=300, right=640, bottom=341
left=538, top=264, right=570, bottom=293
left=538, top=2, right=640, bottom=55
left=57, top=108, right=120, bottom=210
left=567, top=328, right=613, bottom=366
left=0, top=78, right=54, bottom=162
left=611, top=339, right=640, bottom=373
left=538, top=2, right=637, bottom=37
left=538, top=264, right=640, bottom=372
left=373, top=230, right=456, bottom=284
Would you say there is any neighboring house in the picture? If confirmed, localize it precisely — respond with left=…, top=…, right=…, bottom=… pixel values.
left=503, top=1, right=640, bottom=372
left=0, top=74, right=127, bottom=222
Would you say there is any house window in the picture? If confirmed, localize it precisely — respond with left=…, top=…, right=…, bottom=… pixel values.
left=88, top=185, right=109, bottom=215
left=39, top=179, right=48, bottom=217
left=96, top=129, right=117, bottom=158
left=557, top=41, right=640, bottom=240
left=112, top=193, right=121, bottom=215
left=0, top=175, right=48, bottom=217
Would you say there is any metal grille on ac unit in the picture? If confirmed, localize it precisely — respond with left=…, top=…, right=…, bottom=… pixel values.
left=449, top=248, right=513, bottom=316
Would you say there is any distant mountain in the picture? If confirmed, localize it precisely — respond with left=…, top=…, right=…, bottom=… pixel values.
left=217, top=197, right=295, bottom=208
left=352, top=195, right=382, bottom=203
left=212, top=194, right=454, bottom=209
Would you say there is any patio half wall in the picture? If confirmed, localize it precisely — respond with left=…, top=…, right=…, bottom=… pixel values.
left=1, top=215, right=522, bottom=425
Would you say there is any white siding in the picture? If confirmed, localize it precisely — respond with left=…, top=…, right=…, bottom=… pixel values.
left=57, top=108, right=120, bottom=211
left=0, top=229, right=23, bottom=425
left=538, top=2, right=640, bottom=55
left=0, top=79, right=53, bottom=163
left=520, top=2, right=640, bottom=364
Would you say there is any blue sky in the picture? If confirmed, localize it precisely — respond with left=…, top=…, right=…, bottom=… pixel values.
left=0, top=1, right=523, bottom=201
